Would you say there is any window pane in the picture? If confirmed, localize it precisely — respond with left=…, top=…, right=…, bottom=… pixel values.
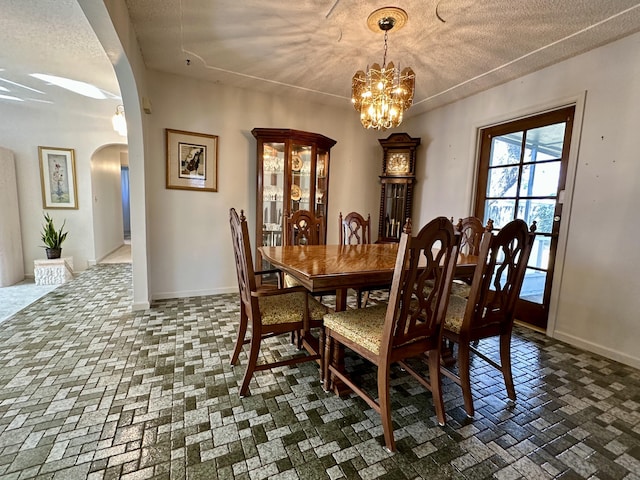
left=528, top=235, right=551, bottom=270
left=517, top=199, right=555, bottom=233
left=487, top=166, right=519, bottom=197
left=523, top=122, right=566, bottom=162
left=483, top=199, right=515, bottom=228
left=489, top=133, right=522, bottom=166
left=520, top=161, right=561, bottom=197
left=520, top=268, right=545, bottom=304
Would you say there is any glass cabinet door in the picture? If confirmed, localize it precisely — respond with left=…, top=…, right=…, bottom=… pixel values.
left=290, top=143, right=312, bottom=215
left=253, top=128, right=336, bottom=263
left=261, top=142, right=284, bottom=247
left=315, top=149, right=328, bottom=217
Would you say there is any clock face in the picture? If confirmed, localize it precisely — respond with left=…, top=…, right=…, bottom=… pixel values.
left=386, top=152, right=410, bottom=175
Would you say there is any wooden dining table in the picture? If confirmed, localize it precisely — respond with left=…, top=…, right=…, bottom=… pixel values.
left=259, top=243, right=479, bottom=394
left=259, top=243, right=479, bottom=312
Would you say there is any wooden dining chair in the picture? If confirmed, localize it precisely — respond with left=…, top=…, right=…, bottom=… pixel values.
left=450, top=216, right=491, bottom=298
left=455, top=216, right=485, bottom=256
left=285, top=209, right=324, bottom=246
left=339, top=211, right=371, bottom=245
left=440, top=218, right=535, bottom=418
left=322, top=217, right=460, bottom=452
left=339, top=211, right=374, bottom=308
left=283, top=209, right=325, bottom=289
left=229, top=208, right=328, bottom=396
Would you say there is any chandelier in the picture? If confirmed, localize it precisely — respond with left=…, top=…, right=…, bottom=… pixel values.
left=351, top=7, right=415, bottom=131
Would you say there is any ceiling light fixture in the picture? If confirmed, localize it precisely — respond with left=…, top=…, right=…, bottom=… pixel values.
left=112, top=105, right=127, bottom=137
left=351, top=7, right=415, bottom=131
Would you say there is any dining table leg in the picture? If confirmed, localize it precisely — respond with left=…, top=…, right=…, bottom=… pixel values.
left=329, top=288, right=351, bottom=396
left=335, top=288, right=348, bottom=312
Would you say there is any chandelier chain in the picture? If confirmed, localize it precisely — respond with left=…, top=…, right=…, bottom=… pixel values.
left=382, top=31, right=388, bottom=68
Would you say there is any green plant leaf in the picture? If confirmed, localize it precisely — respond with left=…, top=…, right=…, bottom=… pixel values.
left=40, top=213, right=68, bottom=249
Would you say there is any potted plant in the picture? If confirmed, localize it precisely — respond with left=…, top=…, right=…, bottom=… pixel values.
left=41, top=213, right=68, bottom=259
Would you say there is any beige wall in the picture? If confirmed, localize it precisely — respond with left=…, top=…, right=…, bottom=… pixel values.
left=144, top=71, right=379, bottom=299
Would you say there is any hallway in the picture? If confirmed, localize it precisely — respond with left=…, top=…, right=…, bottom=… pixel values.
left=0, top=244, right=131, bottom=323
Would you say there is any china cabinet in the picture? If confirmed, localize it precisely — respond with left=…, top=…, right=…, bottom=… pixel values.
left=377, top=133, right=421, bottom=243
left=252, top=128, right=336, bottom=268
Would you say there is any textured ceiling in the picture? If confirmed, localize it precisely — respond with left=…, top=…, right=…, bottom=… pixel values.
left=1, top=1, right=640, bottom=121
left=124, top=0, right=640, bottom=116
left=0, top=0, right=122, bottom=117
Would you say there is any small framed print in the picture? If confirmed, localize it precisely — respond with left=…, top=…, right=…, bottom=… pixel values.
left=166, top=129, right=218, bottom=191
left=38, top=146, right=78, bottom=209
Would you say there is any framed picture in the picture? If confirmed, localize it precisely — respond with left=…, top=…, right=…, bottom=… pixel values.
left=166, top=129, right=218, bottom=191
left=38, top=146, right=78, bottom=209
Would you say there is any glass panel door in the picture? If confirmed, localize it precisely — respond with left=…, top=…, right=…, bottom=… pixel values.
left=475, top=106, right=575, bottom=329
left=383, top=182, right=407, bottom=240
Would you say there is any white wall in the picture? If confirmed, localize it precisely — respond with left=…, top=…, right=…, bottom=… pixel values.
left=404, top=31, right=640, bottom=369
left=0, top=102, right=125, bottom=276
left=91, top=143, right=127, bottom=262
left=145, top=71, right=379, bottom=299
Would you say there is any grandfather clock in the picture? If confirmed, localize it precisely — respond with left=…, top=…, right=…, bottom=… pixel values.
left=377, top=133, right=421, bottom=243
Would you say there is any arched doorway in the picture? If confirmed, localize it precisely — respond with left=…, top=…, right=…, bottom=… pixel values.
left=90, top=143, right=130, bottom=263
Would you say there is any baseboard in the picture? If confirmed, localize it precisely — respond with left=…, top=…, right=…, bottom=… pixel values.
left=95, top=243, right=129, bottom=264
left=514, top=319, right=546, bottom=334
left=132, top=301, right=150, bottom=311
left=552, top=330, right=640, bottom=370
left=151, top=286, right=238, bottom=302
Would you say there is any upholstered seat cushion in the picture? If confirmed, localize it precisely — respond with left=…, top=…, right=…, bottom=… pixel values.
left=443, top=294, right=468, bottom=334
left=258, top=292, right=328, bottom=326
left=284, top=273, right=302, bottom=288
left=307, top=295, right=330, bottom=322
left=323, top=304, right=388, bottom=355
left=450, top=281, right=471, bottom=298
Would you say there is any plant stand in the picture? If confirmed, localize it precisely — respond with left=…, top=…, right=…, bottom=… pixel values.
left=34, top=257, right=74, bottom=286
